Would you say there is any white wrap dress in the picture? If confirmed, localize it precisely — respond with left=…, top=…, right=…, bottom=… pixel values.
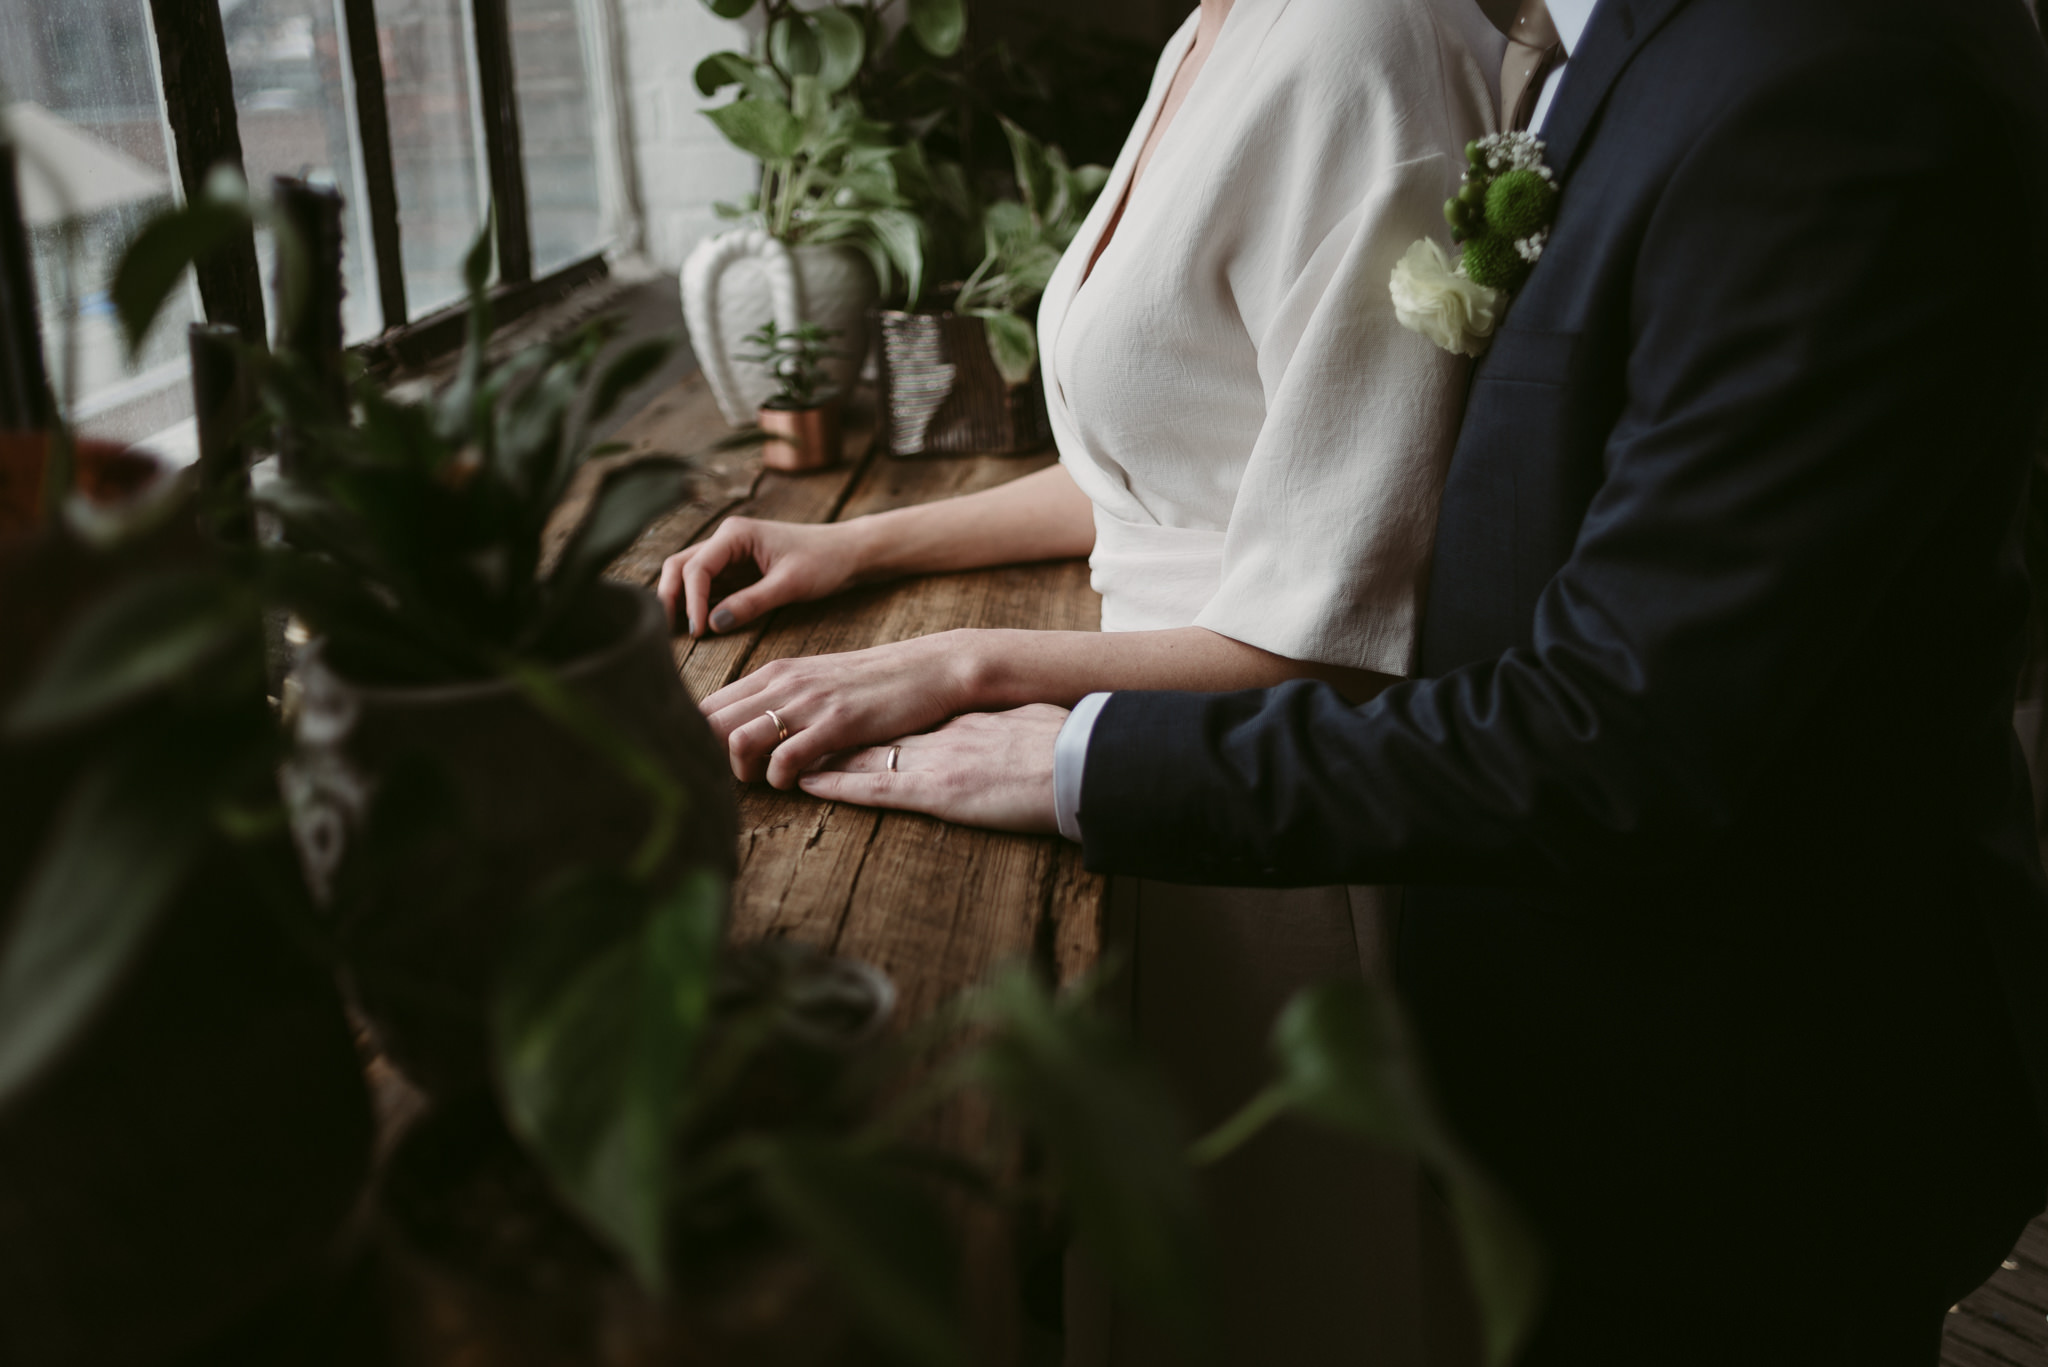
left=1038, top=2, right=1505, bottom=1364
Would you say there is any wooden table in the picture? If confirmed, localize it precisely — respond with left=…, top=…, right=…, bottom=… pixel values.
left=588, top=374, right=2048, bottom=1367
left=599, top=373, right=1105, bottom=1022
left=584, top=377, right=1106, bottom=1358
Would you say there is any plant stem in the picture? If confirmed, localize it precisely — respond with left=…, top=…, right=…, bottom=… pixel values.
left=1187, top=1085, right=1292, bottom=1167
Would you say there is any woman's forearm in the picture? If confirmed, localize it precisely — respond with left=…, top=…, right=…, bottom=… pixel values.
left=960, top=626, right=1396, bottom=709
left=843, top=464, right=1096, bottom=582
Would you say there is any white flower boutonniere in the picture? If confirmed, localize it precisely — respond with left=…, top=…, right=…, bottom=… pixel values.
left=1391, top=131, right=1559, bottom=357
left=1391, top=240, right=1504, bottom=359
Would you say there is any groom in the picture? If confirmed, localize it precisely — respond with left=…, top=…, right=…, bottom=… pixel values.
left=804, top=0, right=2048, bottom=1359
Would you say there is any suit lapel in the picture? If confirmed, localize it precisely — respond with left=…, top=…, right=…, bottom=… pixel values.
left=1540, top=0, right=1695, bottom=179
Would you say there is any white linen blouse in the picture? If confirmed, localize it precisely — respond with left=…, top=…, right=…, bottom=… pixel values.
left=1037, top=0, right=1505, bottom=675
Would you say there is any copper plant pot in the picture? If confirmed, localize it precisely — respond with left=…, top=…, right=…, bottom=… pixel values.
left=757, top=397, right=843, bottom=473
left=0, top=431, right=166, bottom=534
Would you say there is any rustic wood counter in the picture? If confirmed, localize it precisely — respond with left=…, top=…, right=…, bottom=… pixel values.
left=599, top=372, right=1105, bottom=1019
left=584, top=374, right=2048, bottom=1367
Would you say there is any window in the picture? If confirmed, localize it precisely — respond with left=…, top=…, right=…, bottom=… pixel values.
left=374, top=0, right=488, bottom=315
left=225, top=0, right=382, bottom=340
left=0, top=0, right=198, bottom=439
left=507, top=0, right=601, bottom=274
left=4, top=0, right=627, bottom=443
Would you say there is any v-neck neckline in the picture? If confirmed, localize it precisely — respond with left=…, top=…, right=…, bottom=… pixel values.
left=1075, top=7, right=1217, bottom=290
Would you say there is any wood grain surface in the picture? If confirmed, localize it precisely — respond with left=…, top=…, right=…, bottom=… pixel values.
left=576, top=374, right=2048, bottom=1366
left=588, top=374, right=1107, bottom=1012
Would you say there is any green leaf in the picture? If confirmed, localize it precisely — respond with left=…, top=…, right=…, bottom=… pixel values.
left=1268, top=982, right=1423, bottom=1145
left=967, top=968, right=1211, bottom=1340
left=494, top=868, right=727, bottom=1288
left=812, top=6, right=865, bottom=93
left=548, top=457, right=696, bottom=594
left=865, top=207, right=925, bottom=308
left=700, top=0, right=754, bottom=18
left=1069, top=163, right=1112, bottom=211
left=110, top=197, right=252, bottom=362
left=495, top=347, right=588, bottom=499
left=974, top=311, right=1037, bottom=388
left=1267, top=984, right=1546, bottom=1367
left=699, top=51, right=786, bottom=103
left=1000, top=116, right=1054, bottom=223
left=586, top=336, right=676, bottom=431
left=747, top=1138, right=966, bottom=1367
left=0, top=736, right=217, bottom=1103
left=1443, top=1172, right=1549, bottom=1367
left=768, top=13, right=822, bottom=78
left=789, top=73, right=828, bottom=129
left=695, top=51, right=739, bottom=96
left=703, top=97, right=804, bottom=164
left=6, top=570, right=250, bottom=736
left=906, top=0, right=964, bottom=57
left=258, top=549, right=463, bottom=683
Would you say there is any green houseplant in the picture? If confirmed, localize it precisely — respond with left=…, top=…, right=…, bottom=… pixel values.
left=742, top=318, right=845, bottom=471
left=954, top=117, right=1108, bottom=387
left=875, top=119, right=1106, bottom=456
left=0, top=505, right=375, bottom=1367
left=683, top=0, right=961, bottom=424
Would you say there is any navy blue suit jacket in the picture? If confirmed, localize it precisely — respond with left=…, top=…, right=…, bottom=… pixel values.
left=1078, top=0, right=2048, bottom=1329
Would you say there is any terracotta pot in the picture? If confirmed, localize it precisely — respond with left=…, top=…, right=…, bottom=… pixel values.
left=282, top=582, right=738, bottom=1099
left=0, top=431, right=166, bottom=534
left=757, top=396, right=843, bottom=472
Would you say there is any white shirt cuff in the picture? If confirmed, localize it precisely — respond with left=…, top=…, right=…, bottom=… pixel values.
left=1054, top=692, right=1112, bottom=844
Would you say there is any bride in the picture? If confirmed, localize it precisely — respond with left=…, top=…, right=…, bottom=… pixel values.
left=660, top=0, right=1508, bottom=1361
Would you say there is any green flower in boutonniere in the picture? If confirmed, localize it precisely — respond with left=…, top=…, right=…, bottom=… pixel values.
left=1390, top=132, right=1558, bottom=357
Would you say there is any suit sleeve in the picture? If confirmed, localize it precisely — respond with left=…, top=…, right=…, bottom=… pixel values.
left=1076, top=44, right=2048, bottom=887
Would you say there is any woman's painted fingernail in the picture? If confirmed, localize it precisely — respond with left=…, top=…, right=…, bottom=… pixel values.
left=711, top=608, right=736, bottom=633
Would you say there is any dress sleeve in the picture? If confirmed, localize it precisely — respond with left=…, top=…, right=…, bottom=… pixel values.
left=1193, top=152, right=1472, bottom=677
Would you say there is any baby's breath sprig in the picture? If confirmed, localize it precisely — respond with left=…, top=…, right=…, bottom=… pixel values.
left=1442, top=133, right=1558, bottom=295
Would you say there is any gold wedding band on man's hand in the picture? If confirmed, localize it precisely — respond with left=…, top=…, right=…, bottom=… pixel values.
left=764, top=708, right=790, bottom=744
left=887, top=745, right=902, bottom=773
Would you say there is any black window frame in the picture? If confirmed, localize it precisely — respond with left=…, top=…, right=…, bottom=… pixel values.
left=145, top=0, right=610, bottom=363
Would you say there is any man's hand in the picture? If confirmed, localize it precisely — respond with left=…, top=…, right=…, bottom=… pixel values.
left=796, top=704, right=1068, bottom=835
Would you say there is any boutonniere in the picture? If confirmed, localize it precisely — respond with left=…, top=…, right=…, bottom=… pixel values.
left=1390, top=132, right=1559, bottom=357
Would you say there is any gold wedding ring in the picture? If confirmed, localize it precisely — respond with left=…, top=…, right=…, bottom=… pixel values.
left=886, top=745, right=902, bottom=773
left=764, top=708, right=789, bottom=744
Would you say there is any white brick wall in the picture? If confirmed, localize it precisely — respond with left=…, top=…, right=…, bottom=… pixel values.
left=609, top=0, right=760, bottom=273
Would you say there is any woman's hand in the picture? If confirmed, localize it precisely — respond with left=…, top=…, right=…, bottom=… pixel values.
left=703, top=631, right=986, bottom=788
left=656, top=517, right=868, bottom=638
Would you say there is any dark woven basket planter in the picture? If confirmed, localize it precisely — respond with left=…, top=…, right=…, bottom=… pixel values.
left=872, top=308, right=1052, bottom=457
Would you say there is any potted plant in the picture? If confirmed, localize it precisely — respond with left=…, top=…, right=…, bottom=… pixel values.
left=0, top=489, right=375, bottom=1365
left=683, top=0, right=962, bottom=424
left=876, top=118, right=1105, bottom=456
left=107, top=177, right=738, bottom=1100
left=741, top=318, right=844, bottom=471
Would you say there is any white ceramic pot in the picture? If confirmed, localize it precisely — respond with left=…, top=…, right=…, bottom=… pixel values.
left=680, top=229, right=878, bottom=426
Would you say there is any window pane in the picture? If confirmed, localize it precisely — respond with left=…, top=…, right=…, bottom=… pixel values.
left=0, top=0, right=197, bottom=443
left=226, top=0, right=382, bottom=340
left=509, top=0, right=604, bottom=274
left=375, top=0, right=487, bottom=316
